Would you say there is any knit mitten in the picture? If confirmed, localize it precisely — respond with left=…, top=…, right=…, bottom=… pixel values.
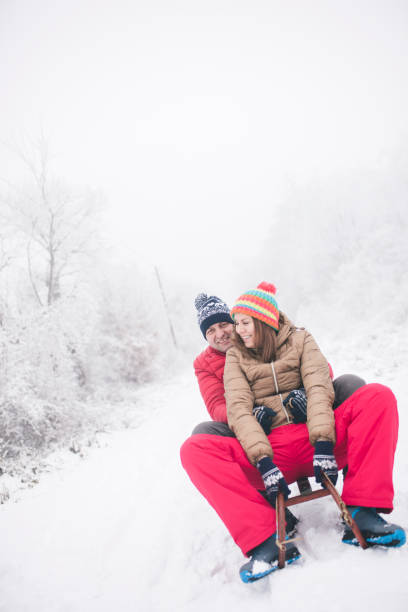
left=313, top=441, right=338, bottom=487
left=283, top=388, right=307, bottom=423
left=253, top=405, right=277, bottom=435
left=257, top=457, right=290, bottom=506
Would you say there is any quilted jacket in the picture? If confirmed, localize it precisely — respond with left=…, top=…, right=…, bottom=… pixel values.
left=224, top=313, right=335, bottom=465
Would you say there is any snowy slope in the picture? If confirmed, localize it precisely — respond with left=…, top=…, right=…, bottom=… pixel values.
left=0, top=363, right=407, bottom=612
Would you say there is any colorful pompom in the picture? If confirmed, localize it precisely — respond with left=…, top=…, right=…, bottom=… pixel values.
left=257, top=282, right=276, bottom=295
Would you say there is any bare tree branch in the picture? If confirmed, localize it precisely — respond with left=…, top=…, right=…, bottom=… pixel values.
left=26, top=240, right=43, bottom=307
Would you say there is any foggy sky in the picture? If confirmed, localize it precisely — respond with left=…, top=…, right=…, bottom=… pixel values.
left=1, top=0, right=407, bottom=292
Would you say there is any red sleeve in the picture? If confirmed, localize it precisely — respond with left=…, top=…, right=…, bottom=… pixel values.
left=328, top=362, right=334, bottom=379
left=194, top=361, right=228, bottom=423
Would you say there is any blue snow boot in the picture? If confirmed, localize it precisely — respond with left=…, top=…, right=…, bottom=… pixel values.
left=285, top=508, right=299, bottom=538
left=239, top=534, right=301, bottom=583
left=342, top=506, right=406, bottom=548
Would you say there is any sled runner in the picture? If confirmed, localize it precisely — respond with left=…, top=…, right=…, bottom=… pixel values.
left=276, top=472, right=368, bottom=568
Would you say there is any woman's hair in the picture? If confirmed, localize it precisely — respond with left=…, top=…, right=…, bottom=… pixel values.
left=233, top=313, right=284, bottom=363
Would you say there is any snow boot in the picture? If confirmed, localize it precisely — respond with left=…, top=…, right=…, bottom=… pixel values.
left=285, top=507, right=299, bottom=538
left=239, top=534, right=301, bottom=583
left=342, top=506, right=406, bottom=548
left=260, top=491, right=299, bottom=537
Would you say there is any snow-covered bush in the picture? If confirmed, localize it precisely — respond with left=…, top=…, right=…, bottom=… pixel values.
left=85, top=261, right=177, bottom=397
left=0, top=259, right=178, bottom=479
left=0, top=296, right=92, bottom=465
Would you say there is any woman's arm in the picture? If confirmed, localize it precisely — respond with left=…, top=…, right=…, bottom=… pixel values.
left=224, top=348, right=273, bottom=465
left=300, top=331, right=335, bottom=445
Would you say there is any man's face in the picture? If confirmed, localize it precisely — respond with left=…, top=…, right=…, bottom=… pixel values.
left=205, top=321, right=234, bottom=352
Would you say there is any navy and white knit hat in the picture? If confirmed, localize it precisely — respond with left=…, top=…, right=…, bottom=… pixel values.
left=195, top=293, right=233, bottom=338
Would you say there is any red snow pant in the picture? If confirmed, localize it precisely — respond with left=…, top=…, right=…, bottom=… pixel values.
left=180, top=383, right=398, bottom=555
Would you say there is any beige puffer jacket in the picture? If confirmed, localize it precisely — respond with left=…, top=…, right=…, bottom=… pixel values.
left=224, top=313, right=335, bottom=465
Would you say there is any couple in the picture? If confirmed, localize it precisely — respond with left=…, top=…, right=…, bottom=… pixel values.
left=180, top=282, right=406, bottom=583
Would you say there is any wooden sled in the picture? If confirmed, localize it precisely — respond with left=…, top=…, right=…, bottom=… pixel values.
left=276, top=472, right=368, bottom=568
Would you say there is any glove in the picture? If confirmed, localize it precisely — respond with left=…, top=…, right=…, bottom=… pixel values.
left=257, top=456, right=290, bottom=506
left=283, top=388, right=307, bottom=423
left=253, top=405, right=277, bottom=435
left=313, top=441, right=338, bottom=487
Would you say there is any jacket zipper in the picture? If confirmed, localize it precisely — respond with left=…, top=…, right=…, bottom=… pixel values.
left=271, top=362, right=291, bottom=423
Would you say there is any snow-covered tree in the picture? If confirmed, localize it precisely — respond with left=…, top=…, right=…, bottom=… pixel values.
left=1, top=135, right=101, bottom=306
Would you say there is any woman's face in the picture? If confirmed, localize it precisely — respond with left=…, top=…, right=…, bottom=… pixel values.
left=234, top=313, right=256, bottom=348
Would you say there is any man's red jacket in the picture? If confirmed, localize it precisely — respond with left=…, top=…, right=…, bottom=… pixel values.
left=194, top=346, right=228, bottom=422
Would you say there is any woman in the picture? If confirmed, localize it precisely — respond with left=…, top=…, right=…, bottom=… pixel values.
left=181, top=282, right=405, bottom=583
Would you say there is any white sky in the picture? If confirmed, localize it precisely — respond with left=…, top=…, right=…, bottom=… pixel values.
left=1, top=0, right=408, bottom=289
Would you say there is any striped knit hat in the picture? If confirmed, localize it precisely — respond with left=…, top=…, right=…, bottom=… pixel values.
left=230, top=282, right=279, bottom=331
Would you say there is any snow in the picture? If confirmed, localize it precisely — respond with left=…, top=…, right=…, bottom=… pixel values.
left=0, top=357, right=407, bottom=612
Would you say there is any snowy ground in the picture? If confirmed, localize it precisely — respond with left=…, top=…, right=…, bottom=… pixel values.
left=0, top=361, right=407, bottom=612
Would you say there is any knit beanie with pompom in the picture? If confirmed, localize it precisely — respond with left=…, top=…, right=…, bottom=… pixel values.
left=230, top=282, right=280, bottom=331
left=195, top=293, right=233, bottom=338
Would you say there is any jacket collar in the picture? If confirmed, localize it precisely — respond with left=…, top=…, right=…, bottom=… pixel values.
left=276, top=312, right=297, bottom=348
left=207, top=345, right=228, bottom=358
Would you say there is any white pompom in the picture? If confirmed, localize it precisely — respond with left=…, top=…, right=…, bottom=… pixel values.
left=195, top=293, right=208, bottom=310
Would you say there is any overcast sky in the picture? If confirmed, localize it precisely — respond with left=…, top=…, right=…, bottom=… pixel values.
left=1, top=0, right=407, bottom=292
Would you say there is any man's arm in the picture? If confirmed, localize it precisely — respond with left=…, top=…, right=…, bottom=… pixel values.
left=194, top=363, right=228, bottom=423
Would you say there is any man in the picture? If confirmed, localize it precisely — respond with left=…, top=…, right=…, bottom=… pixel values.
left=192, top=292, right=234, bottom=426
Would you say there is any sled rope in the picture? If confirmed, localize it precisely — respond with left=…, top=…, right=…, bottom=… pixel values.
left=339, top=499, right=353, bottom=527
left=275, top=536, right=298, bottom=551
